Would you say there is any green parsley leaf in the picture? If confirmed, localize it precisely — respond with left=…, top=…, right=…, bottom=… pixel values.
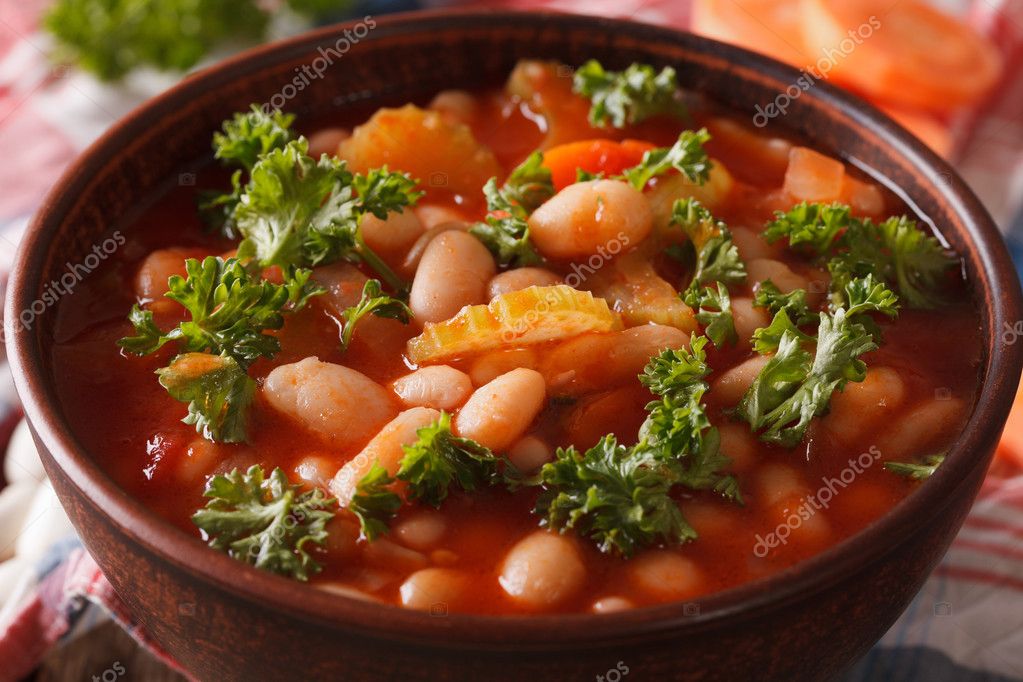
left=683, top=282, right=738, bottom=347
left=670, top=197, right=747, bottom=289
left=234, top=139, right=420, bottom=293
left=200, top=107, right=294, bottom=239
left=156, top=353, right=255, bottom=443
left=572, top=60, right=687, bottom=129
left=469, top=209, right=541, bottom=268
left=213, top=105, right=295, bottom=173
left=751, top=308, right=816, bottom=354
left=348, top=462, right=402, bottom=541
left=884, top=453, right=946, bottom=480
left=396, top=412, right=502, bottom=507
left=498, top=151, right=556, bottom=212
left=637, top=337, right=742, bottom=502
left=469, top=153, right=552, bottom=267
left=639, top=337, right=711, bottom=400
left=622, top=129, right=711, bottom=190
left=739, top=309, right=876, bottom=447
left=118, top=256, right=321, bottom=369
left=338, top=279, right=412, bottom=351
left=868, top=215, right=954, bottom=309
left=576, top=168, right=605, bottom=182
left=192, top=465, right=336, bottom=581
left=764, top=202, right=955, bottom=309
left=534, top=436, right=695, bottom=557
left=841, top=273, right=900, bottom=318
left=753, top=281, right=816, bottom=325
left=764, top=202, right=851, bottom=255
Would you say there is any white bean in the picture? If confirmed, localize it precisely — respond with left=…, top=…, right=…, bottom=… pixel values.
left=0, top=482, right=37, bottom=562
left=711, top=355, right=770, bottom=406
left=468, top=348, right=538, bottom=387
left=400, top=568, right=468, bottom=611
left=756, top=462, right=808, bottom=508
left=507, top=436, right=553, bottom=473
left=824, top=367, right=907, bottom=445
left=134, top=247, right=200, bottom=301
left=628, top=551, right=704, bottom=600
left=175, top=438, right=223, bottom=485
left=394, top=511, right=447, bottom=551
left=401, top=222, right=468, bottom=277
left=360, top=207, right=425, bottom=256
left=429, top=90, right=478, bottom=125
left=409, top=231, right=496, bottom=323
left=717, top=422, right=759, bottom=473
left=455, top=368, right=546, bottom=451
left=499, top=531, right=586, bottom=609
left=294, top=454, right=337, bottom=490
left=330, top=406, right=441, bottom=505
left=730, top=297, right=770, bottom=347
left=4, top=419, right=45, bottom=485
left=528, top=180, right=652, bottom=260
left=487, top=268, right=563, bottom=299
left=731, top=227, right=777, bottom=261
left=877, top=397, right=966, bottom=461
left=263, top=357, right=396, bottom=449
left=307, top=127, right=350, bottom=157
left=746, top=259, right=808, bottom=294
left=392, top=366, right=473, bottom=410
left=591, top=596, right=634, bottom=614
left=15, top=483, right=76, bottom=564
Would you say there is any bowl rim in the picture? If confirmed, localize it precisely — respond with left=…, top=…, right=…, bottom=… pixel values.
left=7, top=8, right=1022, bottom=648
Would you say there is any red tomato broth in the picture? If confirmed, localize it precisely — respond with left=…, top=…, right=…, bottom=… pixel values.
left=49, top=76, right=982, bottom=615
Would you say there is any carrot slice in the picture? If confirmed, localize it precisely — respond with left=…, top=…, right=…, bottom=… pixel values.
left=798, top=0, right=1002, bottom=113
left=691, top=0, right=811, bottom=67
left=541, top=139, right=655, bottom=191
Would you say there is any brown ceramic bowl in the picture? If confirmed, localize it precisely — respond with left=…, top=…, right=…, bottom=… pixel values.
left=7, top=9, right=1022, bottom=681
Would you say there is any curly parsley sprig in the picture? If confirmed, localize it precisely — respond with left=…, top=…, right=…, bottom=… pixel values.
left=348, top=413, right=505, bottom=539
left=470, top=151, right=553, bottom=267
left=337, top=279, right=412, bottom=352
left=572, top=60, right=687, bottom=129
left=233, top=139, right=421, bottom=294
left=192, top=465, right=336, bottom=581
left=534, top=336, right=741, bottom=557
left=118, top=256, right=322, bottom=442
left=764, top=201, right=956, bottom=309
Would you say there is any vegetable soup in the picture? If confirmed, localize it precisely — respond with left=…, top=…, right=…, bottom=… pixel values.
left=52, top=60, right=981, bottom=614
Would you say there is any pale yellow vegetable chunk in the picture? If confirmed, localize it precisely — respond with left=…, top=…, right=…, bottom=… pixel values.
left=339, top=104, right=500, bottom=195
left=407, top=285, right=622, bottom=364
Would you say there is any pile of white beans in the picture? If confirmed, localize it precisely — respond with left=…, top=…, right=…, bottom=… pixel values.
left=0, top=420, right=77, bottom=620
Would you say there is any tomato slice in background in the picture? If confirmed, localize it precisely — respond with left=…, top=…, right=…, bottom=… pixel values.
left=691, top=0, right=810, bottom=68
left=798, top=0, right=1002, bottom=113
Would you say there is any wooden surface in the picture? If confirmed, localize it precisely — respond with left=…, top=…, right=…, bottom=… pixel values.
left=34, top=621, right=184, bottom=682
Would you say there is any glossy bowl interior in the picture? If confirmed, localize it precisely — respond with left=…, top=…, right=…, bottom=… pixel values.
left=7, top=10, right=1022, bottom=681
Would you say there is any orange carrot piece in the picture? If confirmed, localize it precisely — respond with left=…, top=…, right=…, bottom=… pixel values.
left=541, top=139, right=655, bottom=191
